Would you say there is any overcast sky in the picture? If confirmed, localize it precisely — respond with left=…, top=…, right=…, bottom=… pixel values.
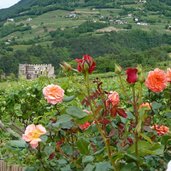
left=0, top=0, right=20, bottom=9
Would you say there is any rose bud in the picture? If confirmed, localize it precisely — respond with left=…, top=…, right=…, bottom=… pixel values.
left=126, top=68, right=138, bottom=84
left=60, top=62, right=72, bottom=72
left=75, top=54, right=96, bottom=74
left=114, top=64, right=122, bottom=74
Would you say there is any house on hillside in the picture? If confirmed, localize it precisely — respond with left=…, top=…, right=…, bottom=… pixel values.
left=137, top=22, right=148, bottom=26
left=19, top=64, right=55, bottom=79
left=27, top=18, right=32, bottom=22
left=7, top=18, right=14, bottom=22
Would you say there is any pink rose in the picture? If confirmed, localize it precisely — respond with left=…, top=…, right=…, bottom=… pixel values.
left=43, top=84, right=64, bottom=105
left=22, top=124, right=46, bottom=149
left=106, top=91, right=120, bottom=107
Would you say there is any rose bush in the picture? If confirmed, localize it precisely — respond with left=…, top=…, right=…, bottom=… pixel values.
left=0, top=56, right=171, bottom=170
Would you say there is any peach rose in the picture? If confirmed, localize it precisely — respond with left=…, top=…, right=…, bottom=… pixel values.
left=22, top=124, right=46, bottom=149
left=166, top=68, right=171, bottom=82
left=43, top=84, right=64, bottom=105
left=139, top=102, right=151, bottom=110
left=145, top=68, right=167, bottom=92
left=106, top=91, right=120, bottom=107
left=151, top=124, right=169, bottom=136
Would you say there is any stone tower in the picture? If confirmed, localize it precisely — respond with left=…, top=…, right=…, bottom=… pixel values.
left=19, top=64, right=55, bottom=79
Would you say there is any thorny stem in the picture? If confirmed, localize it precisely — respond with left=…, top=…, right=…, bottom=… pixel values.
left=132, top=86, right=140, bottom=169
left=84, top=73, right=118, bottom=171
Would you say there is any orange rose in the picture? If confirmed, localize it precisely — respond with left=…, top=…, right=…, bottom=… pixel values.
left=22, top=124, right=46, bottom=149
left=166, top=68, right=171, bottom=82
left=43, top=84, right=64, bottom=105
left=106, top=91, right=120, bottom=107
left=151, top=124, right=169, bottom=136
left=145, top=68, right=167, bottom=92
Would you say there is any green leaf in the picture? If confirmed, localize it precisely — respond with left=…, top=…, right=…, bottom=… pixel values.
left=95, top=162, right=112, bottom=171
left=41, top=135, right=48, bottom=142
left=57, top=159, right=67, bottom=165
left=135, top=121, right=142, bottom=133
left=150, top=143, right=164, bottom=155
left=151, top=102, right=162, bottom=110
left=8, top=139, right=27, bottom=148
left=52, top=114, right=73, bottom=128
left=82, top=155, right=94, bottom=163
left=139, top=133, right=153, bottom=144
left=61, top=121, right=74, bottom=129
left=76, top=114, right=93, bottom=124
left=44, top=145, right=55, bottom=156
left=124, top=153, right=137, bottom=161
left=83, top=164, right=95, bottom=171
left=66, top=106, right=87, bottom=119
left=14, top=103, right=22, bottom=116
left=62, top=144, right=73, bottom=156
left=77, top=138, right=89, bottom=155
left=63, top=95, right=75, bottom=102
left=126, top=111, right=134, bottom=119
left=61, top=164, right=71, bottom=171
left=161, top=135, right=171, bottom=145
left=94, top=148, right=104, bottom=155
left=164, top=112, right=171, bottom=119
left=128, top=141, right=163, bottom=156
left=120, top=163, right=138, bottom=171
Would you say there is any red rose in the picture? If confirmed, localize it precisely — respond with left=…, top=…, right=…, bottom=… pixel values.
left=126, top=68, right=138, bottom=84
left=75, top=54, right=96, bottom=74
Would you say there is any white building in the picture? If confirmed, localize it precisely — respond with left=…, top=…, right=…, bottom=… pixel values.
left=7, top=18, right=14, bottom=22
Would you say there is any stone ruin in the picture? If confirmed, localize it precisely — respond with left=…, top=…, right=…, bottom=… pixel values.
left=19, top=64, right=55, bottom=79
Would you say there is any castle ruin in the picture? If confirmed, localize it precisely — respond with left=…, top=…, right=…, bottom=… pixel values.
left=19, top=64, right=55, bottom=79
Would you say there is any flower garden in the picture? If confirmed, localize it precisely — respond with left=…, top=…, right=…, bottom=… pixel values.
left=0, top=55, right=171, bottom=171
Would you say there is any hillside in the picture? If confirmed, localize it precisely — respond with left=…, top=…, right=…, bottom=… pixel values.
left=0, top=0, right=117, bottom=21
left=0, top=0, right=171, bottom=78
left=1, top=0, right=171, bottom=22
